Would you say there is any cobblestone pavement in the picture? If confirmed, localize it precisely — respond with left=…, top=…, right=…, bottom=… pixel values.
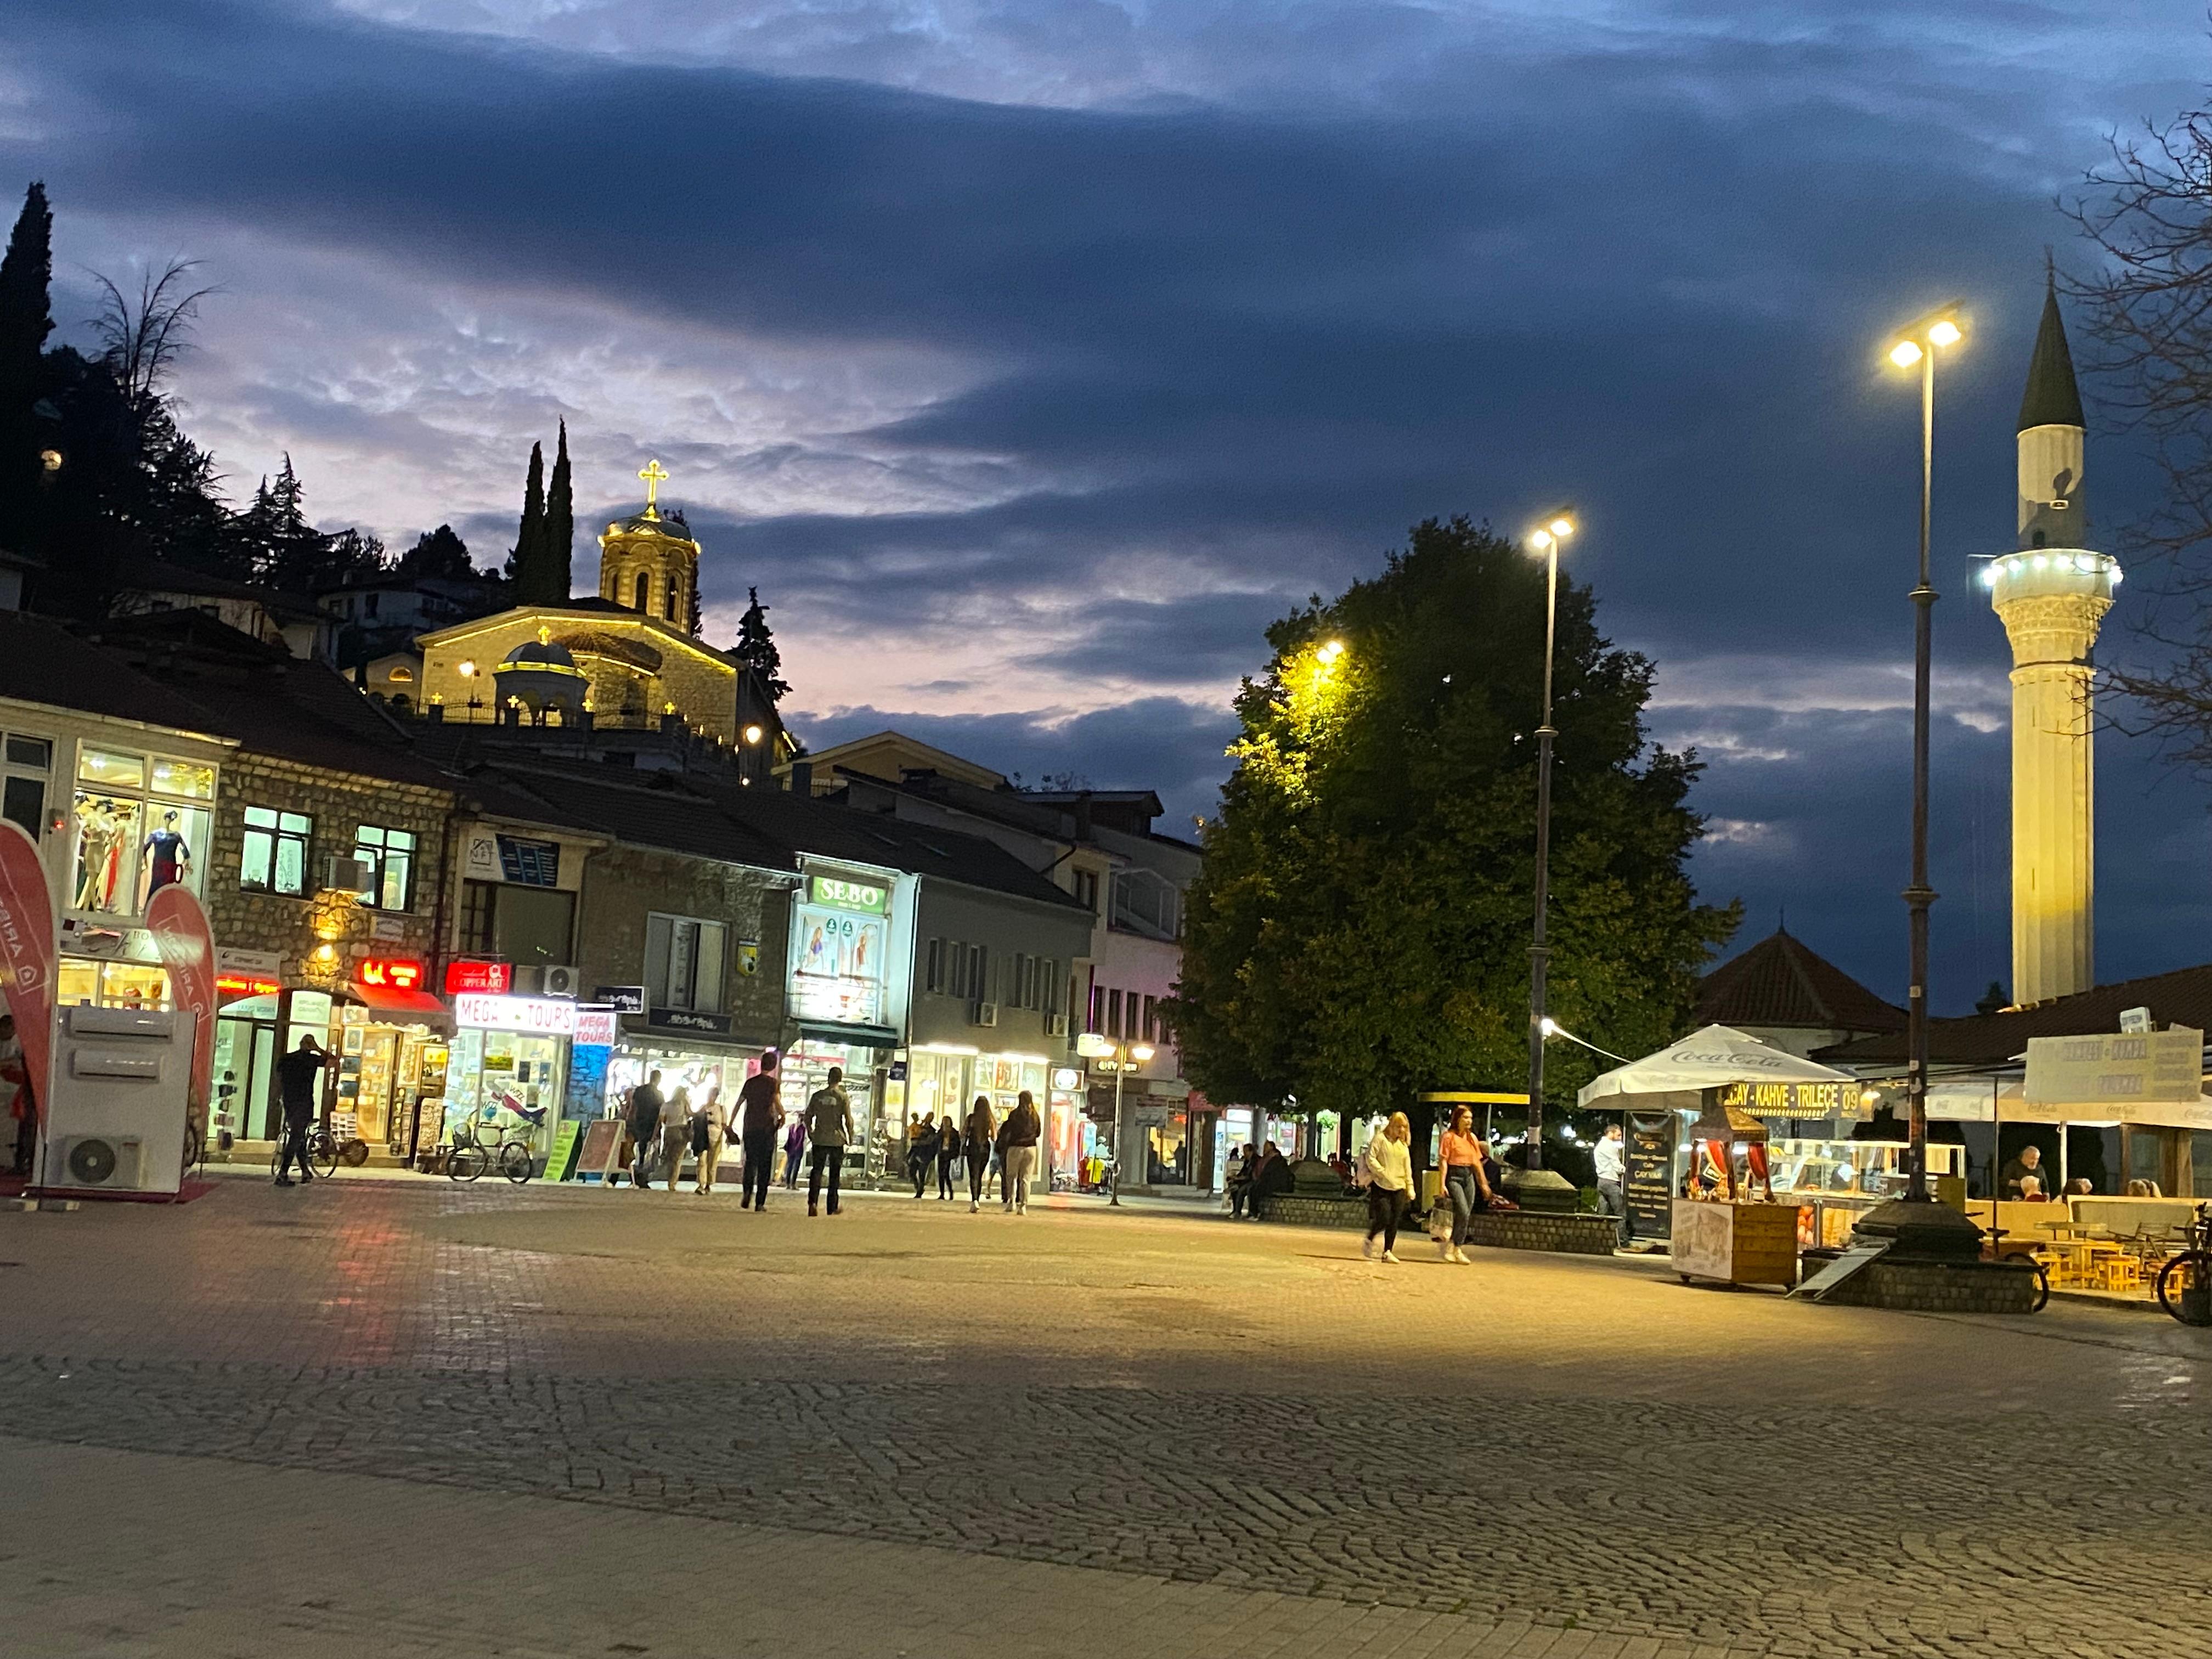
left=5, top=1177, right=2212, bottom=1659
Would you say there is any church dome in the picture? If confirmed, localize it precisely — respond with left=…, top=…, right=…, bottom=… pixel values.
left=606, top=510, right=698, bottom=544
left=493, top=625, right=588, bottom=716
left=501, top=632, right=581, bottom=672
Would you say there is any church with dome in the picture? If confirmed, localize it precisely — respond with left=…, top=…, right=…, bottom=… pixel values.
left=409, top=461, right=786, bottom=772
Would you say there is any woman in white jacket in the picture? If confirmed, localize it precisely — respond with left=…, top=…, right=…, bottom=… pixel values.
left=1360, top=1112, right=1415, bottom=1263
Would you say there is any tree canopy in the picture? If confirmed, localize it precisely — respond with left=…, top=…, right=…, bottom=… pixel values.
left=734, top=585, right=791, bottom=702
left=1171, top=516, right=1737, bottom=1128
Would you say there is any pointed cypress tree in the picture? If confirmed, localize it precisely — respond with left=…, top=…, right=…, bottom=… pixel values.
left=507, top=440, right=547, bottom=598
left=734, top=586, right=792, bottom=702
left=542, top=420, right=573, bottom=603
left=0, top=181, right=54, bottom=534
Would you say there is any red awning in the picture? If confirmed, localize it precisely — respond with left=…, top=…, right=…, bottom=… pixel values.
left=346, top=981, right=450, bottom=1018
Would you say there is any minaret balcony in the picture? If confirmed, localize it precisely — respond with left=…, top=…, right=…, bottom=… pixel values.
left=1982, top=548, right=2119, bottom=607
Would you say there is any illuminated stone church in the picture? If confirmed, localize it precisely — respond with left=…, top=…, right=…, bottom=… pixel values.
left=415, top=461, right=763, bottom=749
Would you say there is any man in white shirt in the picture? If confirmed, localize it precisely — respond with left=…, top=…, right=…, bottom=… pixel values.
left=1594, top=1122, right=1627, bottom=1243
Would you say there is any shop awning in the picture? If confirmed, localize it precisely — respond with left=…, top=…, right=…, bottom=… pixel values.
left=1576, top=1024, right=1855, bottom=1113
left=346, top=980, right=450, bottom=1020
left=797, top=1020, right=900, bottom=1049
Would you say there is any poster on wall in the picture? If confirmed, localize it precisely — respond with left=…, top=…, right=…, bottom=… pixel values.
left=1623, top=1110, right=1678, bottom=1242
left=789, top=904, right=885, bottom=1024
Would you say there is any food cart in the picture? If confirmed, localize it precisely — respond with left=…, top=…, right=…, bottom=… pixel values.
left=1577, top=1025, right=1859, bottom=1289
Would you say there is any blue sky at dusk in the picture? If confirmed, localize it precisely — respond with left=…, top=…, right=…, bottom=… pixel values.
left=5, top=0, right=2208, bottom=1013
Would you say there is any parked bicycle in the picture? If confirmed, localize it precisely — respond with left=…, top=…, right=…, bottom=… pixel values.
left=2157, top=1204, right=2212, bottom=1325
left=446, top=1111, right=535, bottom=1184
left=270, top=1122, right=342, bottom=1181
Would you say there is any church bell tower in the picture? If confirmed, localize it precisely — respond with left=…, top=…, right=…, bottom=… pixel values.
left=1984, top=279, right=2121, bottom=1005
left=597, top=458, right=702, bottom=633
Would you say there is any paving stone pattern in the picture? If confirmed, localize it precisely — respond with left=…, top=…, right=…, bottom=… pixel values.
left=5, top=1177, right=2212, bottom=1659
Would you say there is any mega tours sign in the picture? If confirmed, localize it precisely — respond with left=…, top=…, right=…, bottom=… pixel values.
left=0, top=819, right=57, bottom=1125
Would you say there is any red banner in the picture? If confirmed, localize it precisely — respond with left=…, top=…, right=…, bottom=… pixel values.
left=0, top=819, right=56, bottom=1127
left=146, top=883, right=218, bottom=1119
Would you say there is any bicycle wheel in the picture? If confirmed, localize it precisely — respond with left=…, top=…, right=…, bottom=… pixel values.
left=183, top=1119, right=204, bottom=1172
left=2158, top=1251, right=2212, bottom=1325
left=499, top=1141, right=534, bottom=1184
left=310, top=1133, right=340, bottom=1181
left=448, top=1143, right=488, bottom=1182
left=269, top=1140, right=284, bottom=1179
left=2028, top=1260, right=2050, bottom=1314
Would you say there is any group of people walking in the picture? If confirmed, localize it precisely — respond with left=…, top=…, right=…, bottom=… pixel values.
left=618, top=1053, right=855, bottom=1215
left=904, top=1091, right=1043, bottom=1213
left=613, top=1058, right=1046, bottom=1217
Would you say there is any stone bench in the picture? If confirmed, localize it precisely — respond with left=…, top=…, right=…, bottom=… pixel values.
left=1803, top=1254, right=2040, bottom=1314
left=1254, top=1192, right=1367, bottom=1228
left=1253, top=1194, right=1620, bottom=1256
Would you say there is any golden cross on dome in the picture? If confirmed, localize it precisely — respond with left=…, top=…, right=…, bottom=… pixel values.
left=639, top=458, right=669, bottom=517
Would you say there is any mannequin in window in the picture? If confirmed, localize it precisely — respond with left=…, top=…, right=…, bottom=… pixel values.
left=143, top=809, right=192, bottom=895
left=73, top=797, right=133, bottom=911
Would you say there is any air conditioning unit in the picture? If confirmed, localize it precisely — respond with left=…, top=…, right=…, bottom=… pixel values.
left=325, top=854, right=370, bottom=894
left=542, top=964, right=580, bottom=998
left=970, top=1001, right=999, bottom=1028
left=50, top=1134, right=146, bottom=1192
left=1045, top=1013, right=1070, bottom=1037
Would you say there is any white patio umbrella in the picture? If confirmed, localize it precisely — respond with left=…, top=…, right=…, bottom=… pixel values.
left=1575, top=1024, right=1855, bottom=1113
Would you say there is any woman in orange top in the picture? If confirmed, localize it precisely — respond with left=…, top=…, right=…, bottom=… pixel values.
left=1437, top=1105, right=1494, bottom=1264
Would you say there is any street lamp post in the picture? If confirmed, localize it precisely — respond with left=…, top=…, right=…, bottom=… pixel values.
left=1107, top=1039, right=1155, bottom=1206
left=1522, top=513, right=1575, bottom=1179
left=1887, top=310, right=1962, bottom=1205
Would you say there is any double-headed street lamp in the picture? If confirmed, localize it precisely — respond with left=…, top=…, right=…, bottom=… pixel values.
left=1884, top=306, right=1963, bottom=1208
left=1079, top=1031, right=1155, bottom=1205
left=1522, top=512, right=1576, bottom=1180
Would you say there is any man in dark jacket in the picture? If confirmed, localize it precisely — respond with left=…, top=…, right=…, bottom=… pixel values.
left=272, top=1035, right=328, bottom=1187
left=624, top=1070, right=666, bottom=1190
left=996, top=1089, right=1042, bottom=1215
left=737, top=1053, right=782, bottom=1212
left=1246, top=1141, right=1294, bottom=1218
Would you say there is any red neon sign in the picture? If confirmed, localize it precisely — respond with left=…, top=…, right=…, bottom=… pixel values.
left=360, top=957, right=425, bottom=991
left=443, top=960, right=512, bottom=995
left=216, top=973, right=281, bottom=1000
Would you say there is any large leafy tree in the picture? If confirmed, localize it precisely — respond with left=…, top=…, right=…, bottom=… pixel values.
left=1173, top=516, right=1737, bottom=1129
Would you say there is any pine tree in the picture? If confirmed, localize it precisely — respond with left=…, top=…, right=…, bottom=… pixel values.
left=507, top=441, right=546, bottom=598
left=541, top=420, right=573, bottom=603
left=733, top=586, right=791, bottom=701
left=0, top=180, right=54, bottom=538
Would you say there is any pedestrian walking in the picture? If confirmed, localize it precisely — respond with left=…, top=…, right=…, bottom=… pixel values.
left=907, top=1112, right=936, bottom=1198
left=661, top=1085, right=693, bottom=1193
left=272, top=1034, right=328, bottom=1188
left=623, top=1069, right=666, bottom=1190
left=1594, top=1121, right=1627, bottom=1243
left=1359, top=1111, right=1414, bottom=1262
left=935, top=1113, right=960, bottom=1200
left=997, top=1088, right=1041, bottom=1214
left=781, top=1111, right=806, bottom=1188
left=962, top=1094, right=995, bottom=1211
left=804, top=1065, right=854, bottom=1216
left=691, top=1082, right=729, bottom=1195
left=1437, top=1105, right=1494, bottom=1263
left=738, top=1053, right=783, bottom=1212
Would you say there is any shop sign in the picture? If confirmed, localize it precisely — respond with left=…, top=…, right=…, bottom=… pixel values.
left=1075, top=1032, right=1114, bottom=1059
left=809, top=872, right=887, bottom=915
left=594, top=984, right=646, bottom=1014
left=1052, top=1066, right=1082, bottom=1091
left=455, top=992, right=578, bottom=1036
left=216, top=972, right=281, bottom=1000
left=291, top=990, right=334, bottom=1029
left=789, top=902, right=886, bottom=1024
left=2024, top=1027, right=2204, bottom=1104
left=464, top=831, right=563, bottom=887
left=218, top=947, right=282, bottom=976
left=573, top=1008, right=618, bottom=1046
left=738, top=940, right=759, bottom=977
left=888, top=1060, right=908, bottom=1081
left=445, top=959, right=513, bottom=995
left=1718, top=1079, right=1859, bottom=1118
left=370, top=915, right=407, bottom=942
left=360, top=957, right=425, bottom=991
left=1624, top=1110, right=1677, bottom=1243
left=648, top=1006, right=733, bottom=1035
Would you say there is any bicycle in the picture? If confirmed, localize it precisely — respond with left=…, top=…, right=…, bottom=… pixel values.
left=270, top=1121, right=341, bottom=1181
left=2156, top=1204, right=2212, bottom=1325
left=446, top=1113, right=535, bottom=1184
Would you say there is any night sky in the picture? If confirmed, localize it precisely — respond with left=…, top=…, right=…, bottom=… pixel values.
left=8, top=0, right=2209, bottom=1014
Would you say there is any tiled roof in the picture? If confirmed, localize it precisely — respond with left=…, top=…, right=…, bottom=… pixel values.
left=0, top=612, right=231, bottom=737
left=1696, top=929, right=1905, bottom=1035
left=1815, top=960, right=2212, bottom=1068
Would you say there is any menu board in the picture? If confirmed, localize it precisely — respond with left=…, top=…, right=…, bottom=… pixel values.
left=1624, top=1110, right=1678, bottom=1242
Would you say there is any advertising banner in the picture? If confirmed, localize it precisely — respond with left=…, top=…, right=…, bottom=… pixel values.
left=2024, top=1028, right=2204, bottom=1104
left=1623, top=1109, right=1678, bottom=1242
left=0, top=819, right=57, bottom=1125
left=146, top=883, right=219, bottom=1116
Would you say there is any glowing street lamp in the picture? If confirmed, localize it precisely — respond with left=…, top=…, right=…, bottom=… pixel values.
left=1882, top=303, right=1964, bottom=1209
left=1521, top=510, right=1576, bottom=1187
left=1090, top=1035, right=1156, bottom=1206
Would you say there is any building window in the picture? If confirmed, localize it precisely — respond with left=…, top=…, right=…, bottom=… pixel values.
left=663, top=579, right=678, bottom=623
left=71, top=748, right=216, bottom=916
left=926, top=937, right=947, bottom=995
left=353, top=825, right=417, bottom=911
left=969, top=944, right=990, bottom=1003
left=240, top=806, right=312, bottom=896
left=2, top=731, right=52, bottom=840
left=1073, top=868, right=1099, bottom=912
left=460, top=879, right=496, bottom=955
left=1107, top=988, right=1123, bottom=1038
left=634, top=571, right=650, bottom=611
left=1143, top=994, right=1159, bottom=1041
left=364, top=592, right=381, bottom=619
left=646, top=913, right=727, bottom=1013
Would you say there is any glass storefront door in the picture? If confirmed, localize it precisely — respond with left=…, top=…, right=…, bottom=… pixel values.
left=786, top=1042, right=879, bottom=1181
left=213, top=1002, right=280, bottom=1143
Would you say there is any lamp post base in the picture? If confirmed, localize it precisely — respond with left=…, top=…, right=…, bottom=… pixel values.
left=1500, top=1165, right=1581, bottom=1215
left=1850, top=1193, right=1983, bottom=1260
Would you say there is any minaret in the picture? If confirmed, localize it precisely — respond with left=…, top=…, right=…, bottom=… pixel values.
left=1984, top=279, right=2120, bottom=1004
